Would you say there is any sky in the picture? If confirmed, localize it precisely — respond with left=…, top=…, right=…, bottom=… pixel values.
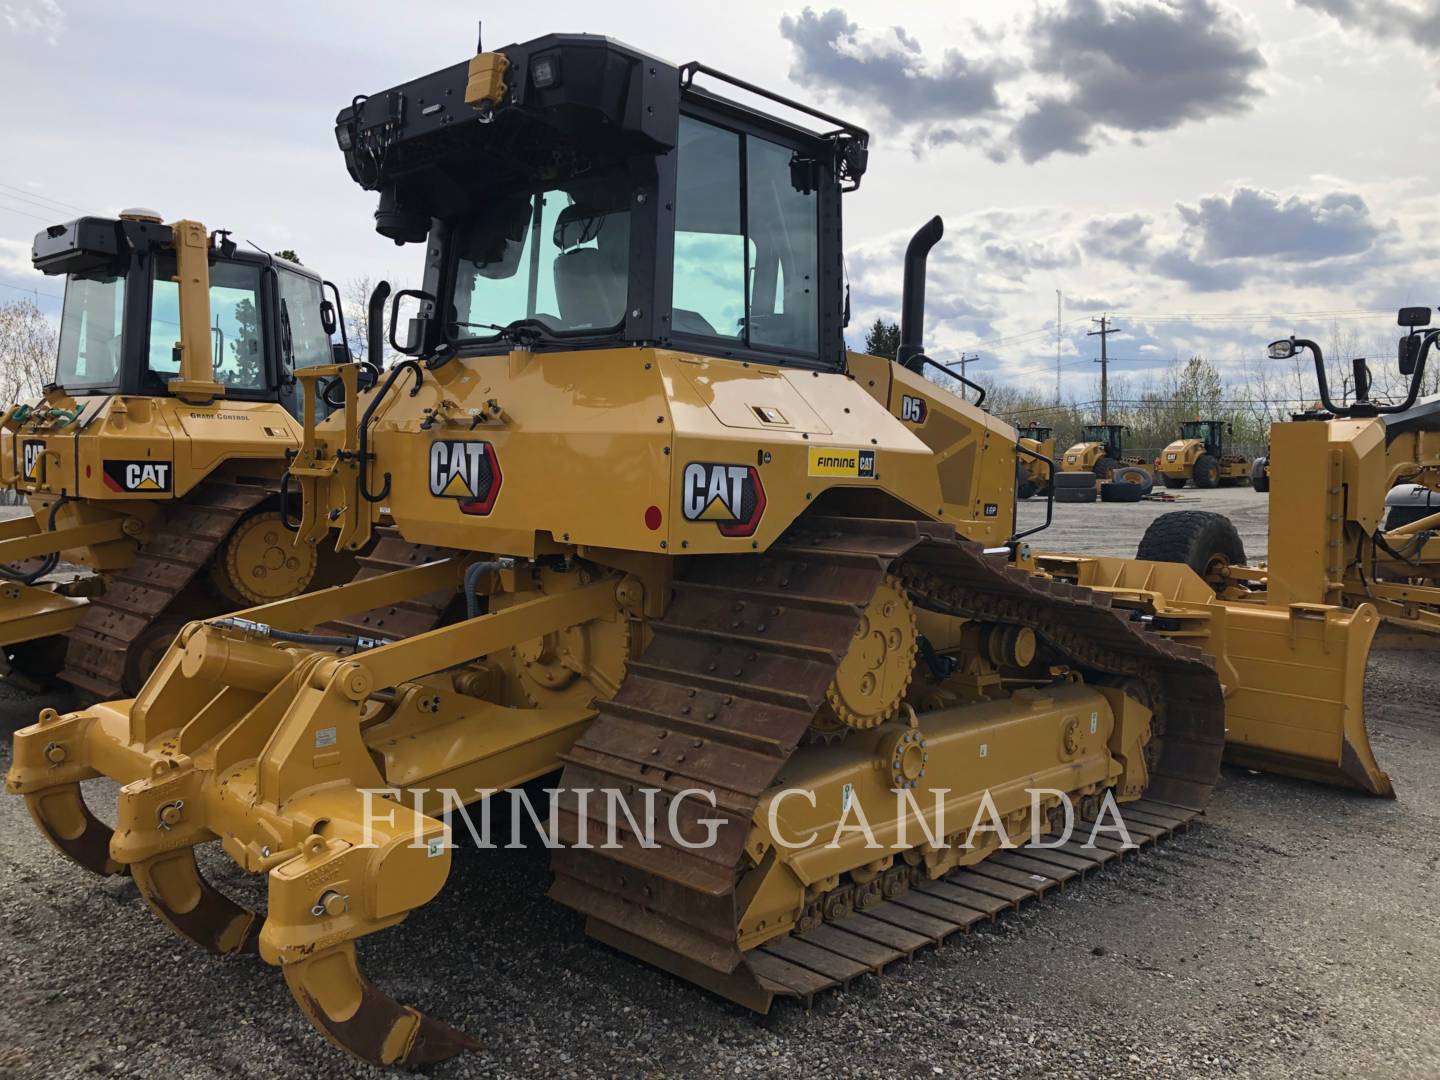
left=2, top=0, right=1438, bottom=401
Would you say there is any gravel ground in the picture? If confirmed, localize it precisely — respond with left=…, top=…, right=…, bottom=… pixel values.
left=2, top=489, right=1438, bottom=1080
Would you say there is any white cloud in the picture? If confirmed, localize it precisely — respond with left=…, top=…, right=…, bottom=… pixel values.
left=2, top=0, right=65, bottom=45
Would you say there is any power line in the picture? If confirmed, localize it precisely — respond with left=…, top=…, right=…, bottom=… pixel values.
left=0, top=180, right=86, bottom=214
left=0, top=280, right=61, bottom=301
left=0, top=199, right=54, bottom=223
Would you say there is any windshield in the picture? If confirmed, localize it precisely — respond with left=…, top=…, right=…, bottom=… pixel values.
left=275, top=268, right=333, bottom=368
left=447, top=172, right=631, bottom=341
left=56, top=271, right=126, bottom=388
left=1181, top=422, right=1209, bottom=440
left=149, top=257, right=267, bottom=390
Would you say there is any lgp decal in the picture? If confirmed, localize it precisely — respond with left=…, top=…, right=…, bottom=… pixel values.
left=429, top=439, right=502, bottom=515
left=900, top=395, right=928, bottom=424
left=21, top=440, right=43, bottom=482
left=103, top=460, right=171, bottom=493
left=681, top=462, right=766, bottom=537
left=807, top=446, right=877, bottom=479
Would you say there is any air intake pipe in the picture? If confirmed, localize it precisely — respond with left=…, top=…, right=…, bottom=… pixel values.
left=897, top=216, right=944, bottom=371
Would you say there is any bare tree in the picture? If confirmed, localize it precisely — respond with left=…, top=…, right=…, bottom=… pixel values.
left=0, top=299, right=56, bottom=405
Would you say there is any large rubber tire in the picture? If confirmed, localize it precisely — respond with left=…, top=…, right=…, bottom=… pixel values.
left=1093, top=456, right=1119, bottom=480
left=1100, top=480, right=1145, bottom=502
left=1162, top=475, right=1187, bottom=489
left=1193, top=454, right=1220, bottom=489
left=1251, top=456, right=1269, bottom=494
left=1056, top=485, right=1098, bottom=503
left=1112, top=465, right=1154, bottom=496
left=1136, top=510, right=1247, bottom=590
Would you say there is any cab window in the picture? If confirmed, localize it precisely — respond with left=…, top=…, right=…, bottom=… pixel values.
left=275, top=268, right=333, bottom=368
left=672, top=115, right=819, bottom=355
left=149, top=258, right=267, bottom=390
left=56, top=271, right=126, bottom=387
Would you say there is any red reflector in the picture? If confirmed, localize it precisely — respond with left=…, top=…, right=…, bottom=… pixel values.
left=644, top=505, right=662, bottom=531
left=85, top=465, right=91, bottom=478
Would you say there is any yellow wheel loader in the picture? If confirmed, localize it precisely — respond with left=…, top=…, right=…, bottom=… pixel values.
left=1156, top=419, right=1251, bottom=489
left=1016, top=423, right=1054, bottom=499
left=0, top=211, right=367, bottom=696
left=6, top=35, right=1392, bottom=1068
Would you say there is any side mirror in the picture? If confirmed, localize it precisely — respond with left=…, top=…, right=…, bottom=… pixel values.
left=1399, top=333, right=1420, bottom=376
left=1267, top=338, right=1296, bottom=360
left=320, top=298, right=338, bottom=336
left=1398, top=306, right=1432, bottom=328
left=389, top=288, right=437, bottom=357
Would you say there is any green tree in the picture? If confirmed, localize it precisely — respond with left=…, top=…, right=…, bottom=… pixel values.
left=275, top=249, right=302, bottom=265
left=864, top=317, right=900, bottom=359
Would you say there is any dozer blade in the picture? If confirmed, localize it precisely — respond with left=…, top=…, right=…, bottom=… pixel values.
left=283, top=943, right=482, bottom=1069
left=1215, top=600, right=1391, bottom=796
left=132, top=848, right=260, bottom=955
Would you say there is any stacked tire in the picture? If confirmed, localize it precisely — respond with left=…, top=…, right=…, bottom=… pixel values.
left=1055, top=472, right=1098, bottom=503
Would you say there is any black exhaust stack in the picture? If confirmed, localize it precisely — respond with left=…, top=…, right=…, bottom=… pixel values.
left=897, top=216, right=944, bottom=370
left=367, top=280, right=392, bottom=366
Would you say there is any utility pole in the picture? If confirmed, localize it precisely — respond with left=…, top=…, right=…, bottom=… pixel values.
left=1089, top=314, right=1119, bottom=426
left=1055, top=289, right=1062, bottom=405
left=957, top=352, right=979, bottom=401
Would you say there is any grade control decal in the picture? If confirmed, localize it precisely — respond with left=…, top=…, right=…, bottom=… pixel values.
left=681, top=462, right=766, bottom=538
left=429, top=439, right=503, bottom=516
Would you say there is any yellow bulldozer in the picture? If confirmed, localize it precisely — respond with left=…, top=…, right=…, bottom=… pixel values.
left=1155, top=419, right=1251, bottom=489
left=0, top=210, right=371, bottom=696
left=5, top=35, right=1398, bottom=1068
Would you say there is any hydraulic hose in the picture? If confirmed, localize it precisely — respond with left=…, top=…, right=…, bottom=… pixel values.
left=205, top=617, right=390, bottom=651
left=0, top=494, right=68, bottom=585
left=465, top=558, right=517, bottom=620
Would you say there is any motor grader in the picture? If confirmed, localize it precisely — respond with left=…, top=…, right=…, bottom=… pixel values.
left=1016, top=423, right=1054, bottom=499
left=0, top=210, right=370, bottom=696
left=1140, top=320, right=1440, bottom=652
left=1155, top=419, right=1251, bottom=489
left=6, top=34, right=1391, bottom=1069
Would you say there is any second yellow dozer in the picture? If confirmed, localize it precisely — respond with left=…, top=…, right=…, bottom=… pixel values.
left=6, top=35, right=1391, bottom=1067
left=0, top=210, right=370, bottom=696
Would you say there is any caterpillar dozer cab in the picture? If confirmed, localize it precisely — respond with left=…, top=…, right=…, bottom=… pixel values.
left=1156, top=419, right=1251, bottom=489
left=1142, top=316, right=1440, bottom=650
left=6, top=34, right=1392, bottom=1069
left=0, top=210, right=364, bottom=696
left=1016, top=423, right=1054, bottom=499
left=1059, top=423, right=1140, bottom=478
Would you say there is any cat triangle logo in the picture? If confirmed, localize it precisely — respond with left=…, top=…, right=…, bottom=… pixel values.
left=439, top=471, right=473, bottom=498
left=697, top=496, right=734, bottom=521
